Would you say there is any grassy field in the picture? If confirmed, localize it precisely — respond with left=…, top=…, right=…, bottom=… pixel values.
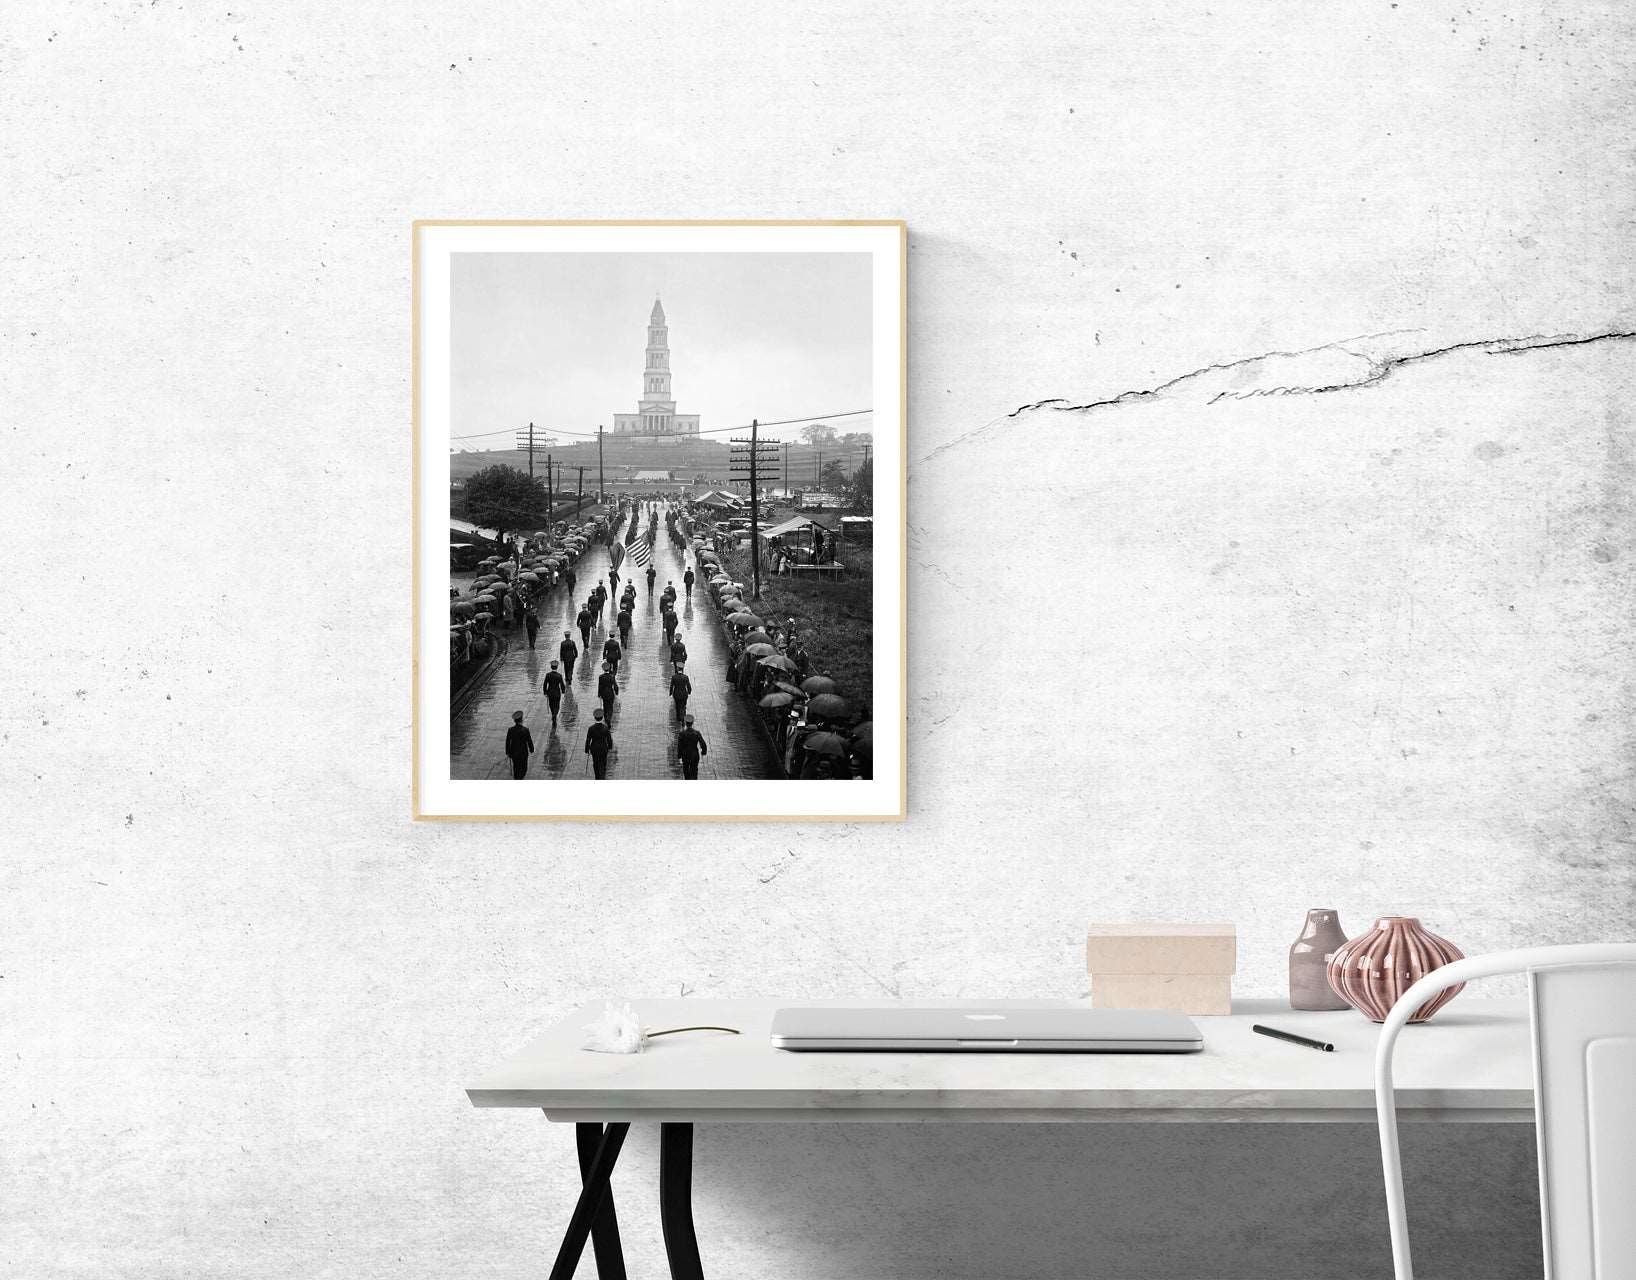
left=720, top=538, right=874, bottom=722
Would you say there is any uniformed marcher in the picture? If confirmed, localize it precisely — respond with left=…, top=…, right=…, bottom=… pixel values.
left=602, top=634, right=623, bottom=678
left=683, top=567, right=695, bottom=596
left=559, top=631, right=579, bottom=681
left=669, top=637, right=688, bottom=672
left=596, top=662, right=619, bottom=725
left=669, top=663, right=692, bottom=720
left=542, top=661, right=566, bottom=727
left=676, top=714, right=708, bottom=780
left=662, top=606, right=679, bottom=646
left=616, top=607, right=633, bottom=647
left=645, top=563, right=656, bottom=592
left=504, top=710, right=534, bottom=780
left=584, top=709, right=614, bottom=779
left=523, top=605, right=540, bottom=649
left=576, top=605, right=593, bottom=649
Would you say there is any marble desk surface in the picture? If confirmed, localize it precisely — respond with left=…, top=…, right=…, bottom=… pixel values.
left=465, top=998, right=1534, bottom=1124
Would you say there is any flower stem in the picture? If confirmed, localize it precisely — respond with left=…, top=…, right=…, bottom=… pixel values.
left=644, top=1025, right=741, bottom=1038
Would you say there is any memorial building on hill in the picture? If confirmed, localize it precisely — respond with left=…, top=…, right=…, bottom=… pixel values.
left=611, top=297, right=701, bottom=437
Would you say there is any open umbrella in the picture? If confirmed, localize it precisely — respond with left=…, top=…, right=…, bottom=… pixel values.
left=757, top=654, right=798, bottom=673
left=518, top=572, right=541, bottom=583
left=727, top=611, right=762, bottom=626
left=744, top=642, right=777, bottom=657
left=473, top=610, right=494, bottom=622
left=710, top=573, right=731, bottom=584
left=759, top=692, right=795, bottom=709
left=807, top=693, right=850, bottom=721
left=740, top=630, right=771, bottom=646
left=800, top=676, right=838, bottom=696
left=801, top=730, right=848, bottom=757
left=449, top=601, right=476, bottom=618
left=774, top=681, right=805, bottom=696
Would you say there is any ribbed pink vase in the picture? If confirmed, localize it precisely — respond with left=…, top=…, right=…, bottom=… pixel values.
left=1325, top=917, right=1465, bottom=1023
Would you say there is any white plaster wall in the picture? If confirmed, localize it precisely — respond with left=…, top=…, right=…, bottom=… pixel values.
left=3, top=2, right=1633, bottom=1277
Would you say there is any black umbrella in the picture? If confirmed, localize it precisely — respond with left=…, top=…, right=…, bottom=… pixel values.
left=807, top=694, right=850, bottom=721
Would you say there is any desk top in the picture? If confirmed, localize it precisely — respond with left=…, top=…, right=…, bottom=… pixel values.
left=466, top=998, right=1535, bottom=1123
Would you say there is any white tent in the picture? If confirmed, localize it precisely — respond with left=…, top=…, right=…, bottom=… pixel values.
left=763, top=515, right=822, bottom=540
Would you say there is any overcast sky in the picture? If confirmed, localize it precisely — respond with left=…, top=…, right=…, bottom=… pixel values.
left=449, top=252, right=874, bottom=448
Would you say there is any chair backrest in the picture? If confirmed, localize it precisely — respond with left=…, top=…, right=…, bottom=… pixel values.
left=1375, top=943, right=1636, bottom=1280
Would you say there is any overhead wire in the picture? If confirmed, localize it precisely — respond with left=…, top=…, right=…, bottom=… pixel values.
left=449, top=406, right=873, bottom=443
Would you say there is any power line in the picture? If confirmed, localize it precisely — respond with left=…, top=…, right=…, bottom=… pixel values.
left=449, top=406, right=873, bottom=443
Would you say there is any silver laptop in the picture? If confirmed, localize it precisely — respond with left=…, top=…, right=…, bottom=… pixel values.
left=769, top=1005, right=1203, bottom=1053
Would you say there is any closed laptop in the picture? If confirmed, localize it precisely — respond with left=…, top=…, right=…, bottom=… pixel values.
left=770, top=1005, right=1203, bottom=1052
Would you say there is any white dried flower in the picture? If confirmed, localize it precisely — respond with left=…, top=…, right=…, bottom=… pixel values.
left=583, top=1001, right=645, bottom=1054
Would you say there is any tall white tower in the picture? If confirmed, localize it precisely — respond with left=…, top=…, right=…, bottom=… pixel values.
left=612, top=297, right=701, bottom=436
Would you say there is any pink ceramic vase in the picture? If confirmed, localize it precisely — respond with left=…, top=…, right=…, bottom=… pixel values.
left=1325, top=916, right=1465, bottom=1023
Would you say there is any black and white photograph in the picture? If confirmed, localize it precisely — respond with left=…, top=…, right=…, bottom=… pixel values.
left=414, top=222, right=906, bottom=819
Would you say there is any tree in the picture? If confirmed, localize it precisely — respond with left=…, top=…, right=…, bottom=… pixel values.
left=846, top=455, right=873, bottom=513
left=461, top=464, right=548, bottom=541
left=802, top=422, right=838, bottom=447
left=819, top=459, right=849, bottom=492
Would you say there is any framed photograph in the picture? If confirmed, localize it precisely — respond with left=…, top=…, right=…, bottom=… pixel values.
left=414, top=221, right=906, bottom=820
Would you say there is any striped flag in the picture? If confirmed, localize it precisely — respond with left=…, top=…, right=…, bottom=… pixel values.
left=629, top=533, right=653, bottom=567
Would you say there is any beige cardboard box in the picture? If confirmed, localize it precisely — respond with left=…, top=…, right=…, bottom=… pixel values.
left=1090, top=972, right=1233, bottom=1016
left=1084, top=922, right=1237, bottom=975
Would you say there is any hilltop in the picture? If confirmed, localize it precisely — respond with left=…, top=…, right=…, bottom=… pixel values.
left=449, top=432, right=868, bottom=490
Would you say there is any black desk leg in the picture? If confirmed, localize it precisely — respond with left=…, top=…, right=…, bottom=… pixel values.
left=659, top=1123, right=704, bottom=1280
left=575, top=1123, right=628, bottom=1280
left=547, top=1121, right=628, bottom=1280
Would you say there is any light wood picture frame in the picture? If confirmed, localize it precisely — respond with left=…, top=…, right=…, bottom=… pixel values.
left=413, top=221, right=906, bottom=820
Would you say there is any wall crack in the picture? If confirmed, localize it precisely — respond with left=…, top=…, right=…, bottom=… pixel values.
left=917, top=327, right=1636, bottom=465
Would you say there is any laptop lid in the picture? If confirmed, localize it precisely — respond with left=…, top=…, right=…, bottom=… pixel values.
left=770, top=1005, right=1203, bottom=1052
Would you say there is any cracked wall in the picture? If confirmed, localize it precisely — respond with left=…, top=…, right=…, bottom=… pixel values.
left=3, top=2, right=1634, bottom=1278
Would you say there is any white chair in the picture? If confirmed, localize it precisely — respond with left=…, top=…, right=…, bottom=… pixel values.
left=1375, top=943, right=1636, bottom=1280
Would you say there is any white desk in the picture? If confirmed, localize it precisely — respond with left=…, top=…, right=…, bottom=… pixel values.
left=467, top=998, right=1534, bottom=1278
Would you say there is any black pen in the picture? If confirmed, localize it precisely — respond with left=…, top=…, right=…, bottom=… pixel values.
left=1252, top=1023, right=1334, bottom=1052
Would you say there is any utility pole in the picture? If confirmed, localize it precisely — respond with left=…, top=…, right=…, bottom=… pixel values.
left=575, top=466, right=585, bottom=516
left=514, top=421, right=551, bottom=479
left=596, top=424, right=605, bottom=505
left=814, top=446, right=822, bottom=487
left=544, top=454, right=554, bottom=530
left=783, top=441, right=790, bottom=499
left=730, top=420, right=780, bottom=602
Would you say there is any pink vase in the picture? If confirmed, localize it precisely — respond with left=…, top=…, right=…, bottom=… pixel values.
left=1325, top=917, right=1465, bottom=1023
